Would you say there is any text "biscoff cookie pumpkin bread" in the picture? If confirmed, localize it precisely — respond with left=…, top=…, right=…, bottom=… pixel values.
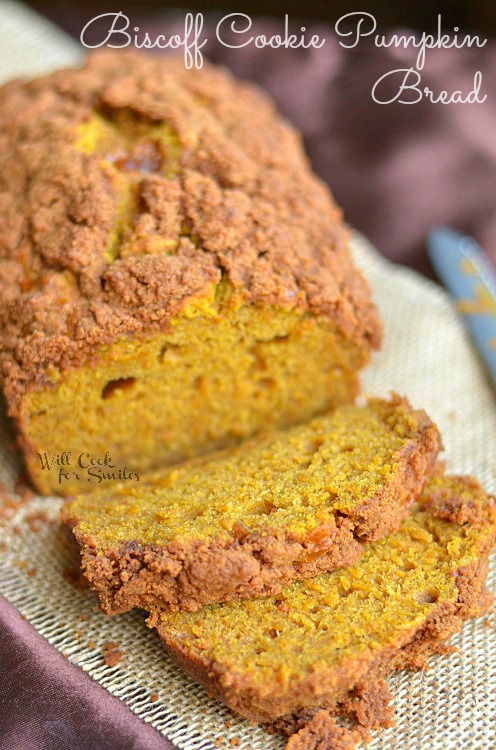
left=0, top=51, right=381, bottom=495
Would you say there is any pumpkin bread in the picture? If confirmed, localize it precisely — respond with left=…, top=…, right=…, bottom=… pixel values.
left=63, top=395, right=440, bottom=613
left=151, top=472, right=496, bottom=748
left=0, top=51, right=381, bottom=496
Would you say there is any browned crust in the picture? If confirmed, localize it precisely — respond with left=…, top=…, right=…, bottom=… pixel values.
left=151, top=484, right=496, bottom=729
left=0, top=50, right=381, bottom=414
left=62, top=398, right=441, bottom=614
left=275, top=568, right=492, bottom=750
left=282, top=710, right=369, bottom=750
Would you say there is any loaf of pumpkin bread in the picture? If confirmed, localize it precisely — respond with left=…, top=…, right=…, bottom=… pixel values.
left=0, top=51, right=381, bottom=495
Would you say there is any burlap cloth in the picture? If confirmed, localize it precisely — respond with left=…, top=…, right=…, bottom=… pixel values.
left=0, top=3, right=495, bottom=748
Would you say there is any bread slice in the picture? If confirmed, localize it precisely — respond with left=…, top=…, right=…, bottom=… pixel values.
left=151, top=472, right=496, bottom=746
left=63, top=395, right=440, bottom=614
left=0, top=52, right=381, bottom=496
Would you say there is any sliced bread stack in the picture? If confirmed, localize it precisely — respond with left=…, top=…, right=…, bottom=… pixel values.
left=63, top=394, right=496, bottom=749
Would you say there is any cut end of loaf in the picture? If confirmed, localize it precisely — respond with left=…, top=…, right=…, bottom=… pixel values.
left=22, top=286, right=368, bottom=496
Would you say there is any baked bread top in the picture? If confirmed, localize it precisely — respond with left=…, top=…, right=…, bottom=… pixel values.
left=0, top=51, right=380, bottom=409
